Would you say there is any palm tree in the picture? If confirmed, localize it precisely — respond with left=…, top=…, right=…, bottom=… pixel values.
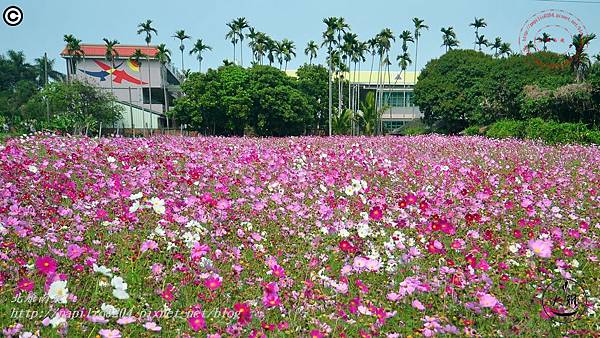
left=155, top=44, right=172, bottom=124
left=570, top=33, right=596, bottom=82
left=246, top=27, right=259, bottom=63
left=33, top=55, right=65, bottom=86
left=526, top=40, right=537, bottom=53
left=130, top=49, right=148, bottom=134
left=274, top=40, right=284, bottom=69
left=475, top=34, right=489, bottom=52
left=225, top=20, right=239, bottom=64
left=536, top=33, right=553, bottom=51
left=103, top=38, right=119, bottom=100
left=190, top=39, right=212, bottom=72
left=375, top=28, right=395, bottom=134
left=63, top=34, right=84, bottom=81
left=469, top=17, right=487, bottom=50
left=491, top=37, right=502, bottom=57
left=250, top=31, right=267, bottom=64
left=367, top=37, right=378, bottom=85
left=412, top=18, right=428, bottom=87
left=281, top=39, right=296, bottom=71
left=232, top=17, right=250, bottom=66
left=137, top=21, right=158, bottom=119
left=137, top=20, right=157, bottom=45
left=322, top=17, right=338, bottom=136
left=499, top=42, right=512, bottom=58
left=396, top=52, right=412, bottom=108
left=342, top=32, right=358, bottom=122
left=266, top=36, right=277, bottom=66
left=441, top=27, right=458, bottom=52
left=351, top=41, right=367, bottom=119
left=305, top=40, right=318, bottom=65
left=173, top=30, right=191, bottom=71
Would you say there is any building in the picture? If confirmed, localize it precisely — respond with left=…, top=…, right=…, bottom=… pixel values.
left=287, top=70, right=422, bottom=134
left=61, top=44, right=181, bottom=129
left=351, top=71, right=422, bottom=133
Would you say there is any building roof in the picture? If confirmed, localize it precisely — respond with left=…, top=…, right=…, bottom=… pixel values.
left=285, top=70, right=420, bottom=85
left=61, top=44, right=158, bottom=58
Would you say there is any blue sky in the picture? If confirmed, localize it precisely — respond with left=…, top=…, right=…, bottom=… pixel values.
left=1, top=0, right=600, bottom=73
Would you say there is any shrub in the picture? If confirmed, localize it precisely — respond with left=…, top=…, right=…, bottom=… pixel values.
left=523, top=118, right=589, bottom=144
left=485, top=120, right=524, bottom=139
left=484, top=118, right=599, bottom=144
left=462, top=125, right=483, bottom=136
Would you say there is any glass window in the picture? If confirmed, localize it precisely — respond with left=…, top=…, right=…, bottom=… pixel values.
left=382, top=91, right=414, bottom=107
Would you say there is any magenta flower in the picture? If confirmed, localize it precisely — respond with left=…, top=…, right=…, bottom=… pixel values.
left=204, top=276, right=222, bottom=291
left=309, top=330, right=324, bottom=338
left=35, top=256, right=57, bottom=275
left=188, top=314, right=206, bottom=331
left=17, top=278, right=34, bottom=292
left=369, top=206, right=383, bottom=221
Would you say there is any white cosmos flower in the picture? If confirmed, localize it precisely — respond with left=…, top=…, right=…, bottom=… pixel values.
left=154, top=226, right=166, bottom=237
left=107, top=156, right=116, bottom=163
left=93, top=264, right=113, bottom=277
left=508, top=243, right=520, bottom=254
left=112, top=288, right=130, bottom=300
left=344, top=186, right=354, bottom=196
left=111, top=276, right=128, bottom=290
left=48, top=280, right=68, bottom=304
left=129, top=192, right=143, bottom=200
left=101, top=303, right=119, bottom=317
left=129, top=201, right=140, bottom=213
left=339, top=229, right=350, bottom=238
left=49, top=314, right=66, bottom=328
left=28, top=165, right=38, bottom=173
left=149, top=197, right=166, bottom=215
left=357, top=223, right=372, bottom=239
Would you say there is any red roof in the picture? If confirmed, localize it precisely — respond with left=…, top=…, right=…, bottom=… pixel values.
left=61, top=44, right=158, bottom=58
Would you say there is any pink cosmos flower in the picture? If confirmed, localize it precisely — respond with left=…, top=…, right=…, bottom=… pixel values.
left=478, top=293, right=498, bottom=308
left=412, top=299, right=425, bottom=311
left=35, top=256, right=57, bottom=275
left=204, top=276, right=222, bottom=291
left=67, top=244, right=83, bottom=260
left=98, top=329, right=121, bottom=338
left=528, top=239, right=553, bottom=258
left=188, top=314, right=206, bottom=331
left=191, top=242, right=210, bottom=260
left=17, top=278, right=34, bottom=293
left=369, top=206, right=383, bottom=221
left=263, top=293, right=281, bottom=308
left=271, top=265, right=285, bottom=278
left=234, top=303, right=252, bottom=325
left=140, top=240, right=158, bottom=253
left=116, top=316, right=136, bottom=325
left=143, top=322, right=161, bottom=332
left=309, top=330, right=324, bottom=338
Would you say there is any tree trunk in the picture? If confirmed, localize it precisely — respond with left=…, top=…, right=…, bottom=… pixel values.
left=328, top=59, right=332, bottom=136
left=148, top=56, right=153, bottom=129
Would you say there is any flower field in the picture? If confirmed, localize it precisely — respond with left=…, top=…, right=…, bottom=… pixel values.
left=0, top=134, right=599, bottom=337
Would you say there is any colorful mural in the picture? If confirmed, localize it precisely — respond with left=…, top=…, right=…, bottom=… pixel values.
left=79, top=60, right=147, bottom=85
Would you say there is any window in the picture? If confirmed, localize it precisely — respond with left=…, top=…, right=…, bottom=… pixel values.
left=383, top=120, right=406, bottom=132
left=382, top=91, right=414, bottom=107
